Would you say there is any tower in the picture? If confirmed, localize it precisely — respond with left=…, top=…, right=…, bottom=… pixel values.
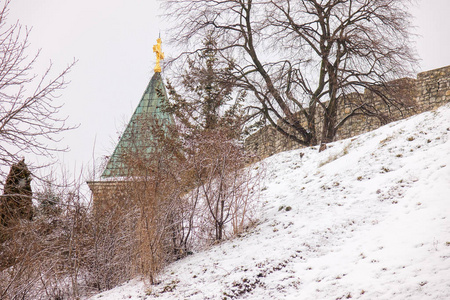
left=87, top=38, right=173, bottom=207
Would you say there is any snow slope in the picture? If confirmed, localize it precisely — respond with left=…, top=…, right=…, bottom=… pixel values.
left=89, top=104, right=450, bottom=300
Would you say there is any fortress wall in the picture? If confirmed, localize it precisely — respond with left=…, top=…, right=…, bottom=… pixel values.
left=245, top=65, right=450, bottom=159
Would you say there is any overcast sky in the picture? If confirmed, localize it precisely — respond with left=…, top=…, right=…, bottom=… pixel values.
left=6, top=0, right=450, bottom=183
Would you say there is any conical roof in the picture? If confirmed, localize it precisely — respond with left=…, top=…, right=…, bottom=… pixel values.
left=101, top=72, right=174, bottom=178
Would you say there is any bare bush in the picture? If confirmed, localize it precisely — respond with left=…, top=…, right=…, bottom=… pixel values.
left=103, top=116, right=185, bottom=284
left=0, top=180, right=89, bottom=299
left=184, top=128, right=261, bottom=243
left=0, top=174, right=139, bottom=299
left=85, top=195, right=138, bottom=292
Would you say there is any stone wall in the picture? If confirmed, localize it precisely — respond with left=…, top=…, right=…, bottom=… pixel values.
left=245, top=65, right=450, bottom=159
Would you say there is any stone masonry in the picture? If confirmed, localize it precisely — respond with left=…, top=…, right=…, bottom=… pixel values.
left=244, top=65, right=450, bottom=159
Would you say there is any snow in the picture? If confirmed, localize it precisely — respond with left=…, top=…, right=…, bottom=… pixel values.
left=88, top=104, right=450, bottom=300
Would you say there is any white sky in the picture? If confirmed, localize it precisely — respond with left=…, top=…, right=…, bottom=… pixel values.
left=6, top=0, right=450, bottom=183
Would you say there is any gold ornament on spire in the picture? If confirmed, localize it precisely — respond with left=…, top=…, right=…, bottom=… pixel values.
left=153, top=37, right=164, bottom=73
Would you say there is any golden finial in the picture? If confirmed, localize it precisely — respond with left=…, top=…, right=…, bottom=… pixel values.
left=153, top=37, right=164, bottom=73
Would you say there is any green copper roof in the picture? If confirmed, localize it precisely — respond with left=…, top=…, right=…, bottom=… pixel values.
left=101, top=72, right=174, bottom=178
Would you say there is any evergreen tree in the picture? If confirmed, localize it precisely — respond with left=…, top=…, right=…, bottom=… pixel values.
left=167, top=32, right=245, bottom=135
left=0, top=159, right=33, bottom=229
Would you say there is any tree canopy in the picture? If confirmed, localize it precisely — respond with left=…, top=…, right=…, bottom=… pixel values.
left=164, top=0, right=417, bottom=146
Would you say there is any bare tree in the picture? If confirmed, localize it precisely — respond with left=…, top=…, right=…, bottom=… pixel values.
left=164, top=0, right=417, bottom=146
left=0, top=0, right=76, bottom=179
left=0, top=176, right=92, bottom=299
left=165, top=32, right=261, bottom=243
left=176, top=127, right=261, bottom=244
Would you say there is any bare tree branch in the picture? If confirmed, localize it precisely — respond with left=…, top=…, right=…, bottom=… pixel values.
left=0, top=0, right=77, bottom=180
left=164, top=0, right=417, bottom=147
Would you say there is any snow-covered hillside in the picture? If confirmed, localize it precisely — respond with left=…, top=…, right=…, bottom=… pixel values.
left=89, top=104, right=450, bottom=300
